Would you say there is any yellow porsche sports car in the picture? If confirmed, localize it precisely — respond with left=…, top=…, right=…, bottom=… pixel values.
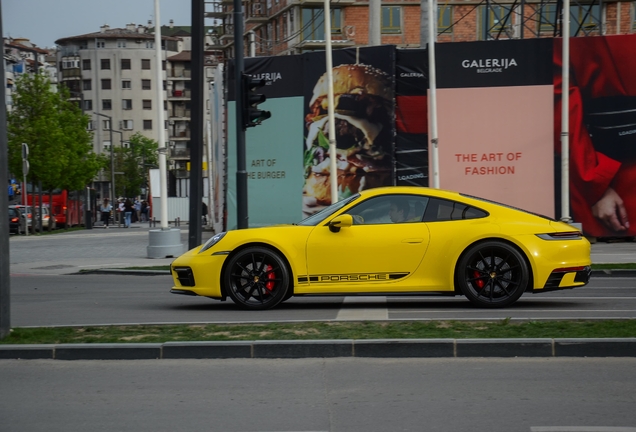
left=171, top=186, right=591, bottom=310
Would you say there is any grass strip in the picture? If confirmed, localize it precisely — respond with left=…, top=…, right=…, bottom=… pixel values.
left=2, top=320, right=635, bottom=345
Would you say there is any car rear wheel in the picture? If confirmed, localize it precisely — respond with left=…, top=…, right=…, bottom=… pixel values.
left=456, top=241, right=529, bottom=308
left=224, top=247, right=290, bottom=310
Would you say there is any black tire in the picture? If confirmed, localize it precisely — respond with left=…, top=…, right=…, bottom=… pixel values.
left=224, top=247, right=290, bottom=310
left=456, top=241, right=529, bottom=308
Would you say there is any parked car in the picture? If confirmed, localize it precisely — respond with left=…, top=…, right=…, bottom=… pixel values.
left=8, top=206, right=23, bottom=234
left=9, top=205, right=56, bottom=231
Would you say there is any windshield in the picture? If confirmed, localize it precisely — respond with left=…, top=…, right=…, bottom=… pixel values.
left=297, top=194, right=360, bottom=226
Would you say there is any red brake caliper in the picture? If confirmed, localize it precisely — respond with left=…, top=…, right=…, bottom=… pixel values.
left=265, top=265, right=275, bottom=291
left=474, top=270, right=485, bottom=289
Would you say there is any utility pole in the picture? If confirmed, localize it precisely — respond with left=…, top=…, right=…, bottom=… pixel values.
left=234, top=0, right=248, bottom=229
left=188, top=0, right=204, bottom=248
left=1, top=0, right=11, bottom=339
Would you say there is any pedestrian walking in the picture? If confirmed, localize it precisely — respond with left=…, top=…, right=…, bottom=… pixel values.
left=123, top=199, right=134, bottom=228
left=100, top=198, right=112, bottom=228
left=8, top=180, right=14, bottom=203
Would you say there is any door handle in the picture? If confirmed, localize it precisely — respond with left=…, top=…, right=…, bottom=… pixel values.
left=402, top=238, right=424, bottom=243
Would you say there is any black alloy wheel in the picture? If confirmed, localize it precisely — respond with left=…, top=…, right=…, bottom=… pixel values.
left=224, top=247, right=290, bottom=310
left=456, top=241, right=529, bottom=308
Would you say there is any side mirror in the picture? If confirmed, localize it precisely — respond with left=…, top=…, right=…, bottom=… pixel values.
left=328, top=214, right=353, bottom=233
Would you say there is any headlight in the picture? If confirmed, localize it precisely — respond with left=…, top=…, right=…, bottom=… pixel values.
left=198, top=232, right=226, bottom=254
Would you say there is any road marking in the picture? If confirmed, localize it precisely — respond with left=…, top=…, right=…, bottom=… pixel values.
left=391, top=309, right=636, bottom=314
left=336, top=296, right=388, bottom=321
left=531, top=427, right=636, bottom=432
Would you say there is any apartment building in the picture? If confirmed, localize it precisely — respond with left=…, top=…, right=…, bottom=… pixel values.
left=205, top=0, right=635, bottom=59
left=3, top=37, right=55, bottom=112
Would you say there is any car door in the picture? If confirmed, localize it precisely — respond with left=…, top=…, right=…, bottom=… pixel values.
left=304, top=194, right=430, bottom=292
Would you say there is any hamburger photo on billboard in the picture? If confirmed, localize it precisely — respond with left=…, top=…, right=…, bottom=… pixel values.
left=303, top=64, right=394, bottom=215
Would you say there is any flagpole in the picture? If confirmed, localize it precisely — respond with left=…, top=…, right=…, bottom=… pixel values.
left=428, top=0, right=440, bottom=188
left=560, top=0, right=571, bottom=222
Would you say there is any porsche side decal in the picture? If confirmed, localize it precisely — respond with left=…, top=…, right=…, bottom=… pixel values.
left=297, top=273, right=409, bottom=284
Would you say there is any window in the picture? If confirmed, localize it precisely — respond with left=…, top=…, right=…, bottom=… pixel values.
left=382, top=6, right=402, bottom=34
left=123, top=99, right=133, bottom=110
left=82, top=59, right=91, bottom=70
left=62, top=59, right=79, bottom=69
left=122, top=80, right=131, bottom=89
left=438, top=4, right=452, bottom=33
left=422, top=198, right=488, bottom=222
left=102, top=120, right=111, bottom=130
left=570, top=4, right=600, bottom=35
left=344, top=195, right=429, bottom=225
left=145, top=41, right=154, bottom=49
left=101, top=79, right=111, bottom=90
left=141, top=59, right=151, bottom=70
left=538, top=4, right=558, bottom=33
left=96, top=39, right=105, bottom=48
left=302, top=8, right=341, bottom=40
left=103, top=141, right=111, bottom=151
left=83, top=100, right=92, bottom=111
left=143, top=120, right=152, bottom=130
left=142, top=79, right=151, bottom=90
left=102, top=99, right=112, bottom=110
left=121, top=120, right=134, bottom=130
left=117, top=39, right=127, bottom=48
left=101, top=59, right=110, bottom=70
left=121, top=59, right=131, bottom=69
left=143, top=99, right=152, bottom=110
left=86, top=121, right=94, bottom=131
left=82, top=80, right=92, bottom=90
left=122, top=141, right=130, bottom=149
left=484, top=5, right=513, bottom=35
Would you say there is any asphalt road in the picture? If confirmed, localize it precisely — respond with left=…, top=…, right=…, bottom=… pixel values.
left=9, top=273, right=636, bottom=327
left=1, top=357, right=635, bottom=432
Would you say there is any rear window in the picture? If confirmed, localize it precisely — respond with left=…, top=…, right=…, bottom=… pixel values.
left=461, top=193, right=554, bottom=221
left=423, top=198, right=488, bottom=222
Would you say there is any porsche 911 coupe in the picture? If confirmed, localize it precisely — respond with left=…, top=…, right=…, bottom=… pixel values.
left=171, top=186, right=591, bottom=310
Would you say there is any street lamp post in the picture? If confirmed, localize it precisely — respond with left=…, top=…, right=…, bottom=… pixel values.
left=94, top=112, right=114, bottom=201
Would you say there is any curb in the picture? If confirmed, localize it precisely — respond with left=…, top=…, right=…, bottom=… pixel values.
left=1, top=338, right=635, bottom=360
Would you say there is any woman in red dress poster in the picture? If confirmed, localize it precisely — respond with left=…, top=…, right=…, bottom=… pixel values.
left=554, top=35, right=636, bottom=238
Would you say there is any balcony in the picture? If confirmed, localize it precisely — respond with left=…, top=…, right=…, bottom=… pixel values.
left=205, top=2, right=228, bottom=18
left=168, top=69, right=191, bottom=79
left=60, top=68, right=82, bottom=79
left=173, top=169, right=190, bottom=179
left=170, top=147, right=191, bottom=159
left=168, top=89, right=192, bottom=100
left=169, top=109, right=191, bottom=119
left=246, top=1, right=268, bottom=23
left=170, top=129, right=191, bottom=140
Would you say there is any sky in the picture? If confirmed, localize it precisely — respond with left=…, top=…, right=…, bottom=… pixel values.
left=3, top=0, right=195, bottom=48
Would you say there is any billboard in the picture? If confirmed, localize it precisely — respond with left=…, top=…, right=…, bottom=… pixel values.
left=554, top=35, right=636, bottom=238
left=434, top=38, right=555, bottom=217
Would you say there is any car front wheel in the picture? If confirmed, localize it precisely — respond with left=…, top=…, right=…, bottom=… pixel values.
left=224, top=247, right=290, bottom=310
left=456, top=241, right=529, bottom=308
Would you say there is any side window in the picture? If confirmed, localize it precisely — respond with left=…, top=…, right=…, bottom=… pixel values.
left=344, top=195, right=430, bottom=225
left=423, top=198, right=488, bottom=222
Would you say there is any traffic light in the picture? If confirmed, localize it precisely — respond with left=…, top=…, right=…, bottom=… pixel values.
left=241, top=73, right=271, bottom=129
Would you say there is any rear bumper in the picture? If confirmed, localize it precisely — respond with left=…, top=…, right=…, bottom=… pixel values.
left=534, top=265, right=592, bottom=292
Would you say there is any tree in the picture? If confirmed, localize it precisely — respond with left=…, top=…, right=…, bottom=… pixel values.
left=114, top=132, right=158, bottom=198
left=7, top=73, right=107, bottom=201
